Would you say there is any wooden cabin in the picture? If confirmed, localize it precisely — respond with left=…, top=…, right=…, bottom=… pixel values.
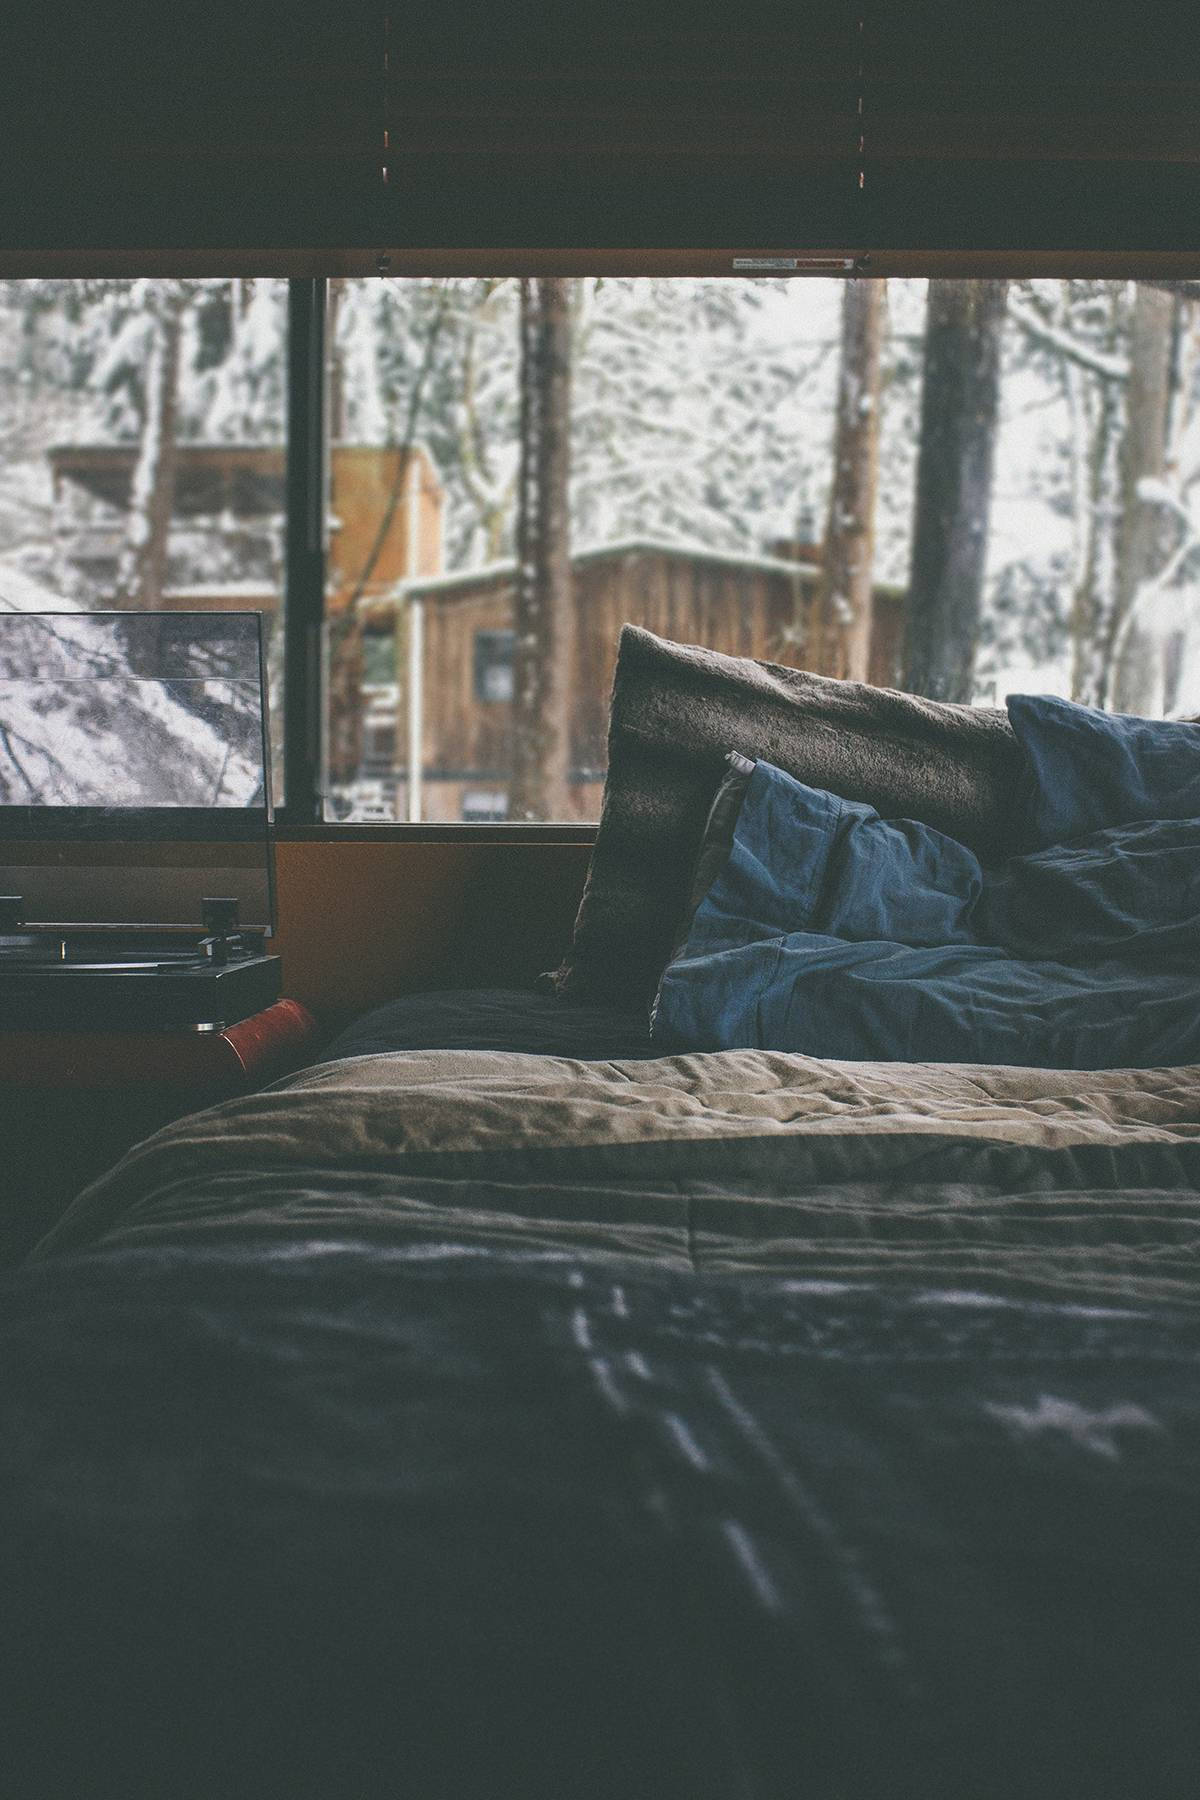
left=50, top=439, right=904, bottom=822
left=48, top=441, right=444, bottom=617
left=361, top=542, right=906, bottom=821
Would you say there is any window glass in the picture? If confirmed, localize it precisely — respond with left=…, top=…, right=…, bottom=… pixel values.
left=5, top=276, right=1188, bottom=831
left=0, top=278, right=288, bottom=803
left=361, top=629, right=397, bottom=689
left=325, top=275, right=1200, bottom=823
left=474, top=630, right=515, bottom=704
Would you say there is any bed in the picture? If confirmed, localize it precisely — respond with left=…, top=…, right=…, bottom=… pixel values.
left=4, top=636, right=1200, bottom=1799
left=3, top=984, right=1200, bottom=1799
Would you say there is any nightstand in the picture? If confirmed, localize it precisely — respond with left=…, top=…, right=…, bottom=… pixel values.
left=1, top=999, right=319, bottom=1264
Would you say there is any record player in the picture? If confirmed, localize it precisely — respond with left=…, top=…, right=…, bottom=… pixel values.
left=0, top=610, right=281, bottom=1030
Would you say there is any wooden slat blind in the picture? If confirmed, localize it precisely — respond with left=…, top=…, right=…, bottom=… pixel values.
left=861, top=3, right=1200, bottom=250
left=0, top=2, right=383, bottom=250
left=382, top=10, right=861, bottom=247
left=0, top=3, right=1197, bottom=259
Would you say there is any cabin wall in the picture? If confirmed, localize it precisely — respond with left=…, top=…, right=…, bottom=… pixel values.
left=569, top=555, right=811, bottom=769
left=415, top=585, right=516, bottom=776
left=327, top=446, right=443, bottom=608
left=412, top=551, right=824, bottom=821
left=405, top=550, right=905, bottom=823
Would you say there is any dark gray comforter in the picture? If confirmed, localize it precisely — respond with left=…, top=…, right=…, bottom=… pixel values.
left=6, top=1043, right=1200, bottom=1797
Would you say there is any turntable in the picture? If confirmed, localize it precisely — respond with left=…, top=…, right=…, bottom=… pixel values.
left=0, top=610, right=281, bottom=1029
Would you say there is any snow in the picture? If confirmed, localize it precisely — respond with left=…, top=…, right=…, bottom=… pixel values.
left=378, top=535, right=835, bottom=612
left=0, top=566, right=80, bottom=612
left=0, top=613, right=264, bottom=807
left=164, top=581, right=275, bottom=601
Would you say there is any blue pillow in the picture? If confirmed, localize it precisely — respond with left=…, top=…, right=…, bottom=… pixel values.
left=1007, top=693, right=1200, bottom=845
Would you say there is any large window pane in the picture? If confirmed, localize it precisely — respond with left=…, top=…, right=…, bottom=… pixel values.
left=325, top=275, right=1200, bottom=824
left=0, top=278, right=288, bottom=802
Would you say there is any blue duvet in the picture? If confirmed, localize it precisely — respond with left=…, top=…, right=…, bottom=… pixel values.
left=652, top=695, right=1200, bottom=1068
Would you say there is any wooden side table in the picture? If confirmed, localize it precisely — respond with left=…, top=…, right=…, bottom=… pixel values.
left=1, top=999, right=319, bottom=1264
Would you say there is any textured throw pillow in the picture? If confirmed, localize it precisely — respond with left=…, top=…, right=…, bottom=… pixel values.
left=1008, top=693, right=1200, bottom=846
left=548, top=626, right=1026, bottom=1003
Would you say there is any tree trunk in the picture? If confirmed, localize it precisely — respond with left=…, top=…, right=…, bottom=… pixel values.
left=325, top=612, right=364, bottom=797
left=510, top=278, right=573, bottom=822
left=113, top=284, right=186, bottom=608
left=902, top=280, right=1008, bottom=703
left=812, top=279, right=884, bottom=683
left=1105, top=285, right=1176, bottom=712
left=1067, top=287, right=1124, bottom=703
left=326, top=276, right=348, bottom=442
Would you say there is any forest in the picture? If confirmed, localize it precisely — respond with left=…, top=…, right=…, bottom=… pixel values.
left=0, top=275, right=1196, bottom=819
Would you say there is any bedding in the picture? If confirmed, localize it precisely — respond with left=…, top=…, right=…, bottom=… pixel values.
left=8, top=1039, right=1200, bottom=1798
left=653, top=754, right=1200, bottom=1066
left=550, top=625, right=1025, bottom=1003
left=1009, top=690, right=1200, bottom=842
left=325, top=984, right=655, bottom=1062
left=11, top=671, right=1200, bottom=1794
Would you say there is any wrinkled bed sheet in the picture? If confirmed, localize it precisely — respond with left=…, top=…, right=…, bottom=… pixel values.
left=6, top=1045, right=1200, bottom=1797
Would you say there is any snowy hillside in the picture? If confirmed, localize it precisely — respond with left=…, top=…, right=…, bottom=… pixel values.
left=0, top=611, right=264, bottom=808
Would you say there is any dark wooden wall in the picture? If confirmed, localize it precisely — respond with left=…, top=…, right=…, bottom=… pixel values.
left=272, top=837, right=592, bottom=1034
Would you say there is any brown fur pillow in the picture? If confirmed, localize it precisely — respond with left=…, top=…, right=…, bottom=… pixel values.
left=547, top=625, right=1027, bottom=1003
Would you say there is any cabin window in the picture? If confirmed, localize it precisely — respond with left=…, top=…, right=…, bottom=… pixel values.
left=461, top=789, right=509, bottom=823
left=474, top=631, right=516, bottom=704
left=361, top=630, right=397, bottom=689
left=2, top=276, right=1195, bottom=829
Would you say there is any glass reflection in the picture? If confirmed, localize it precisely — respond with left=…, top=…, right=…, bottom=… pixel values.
left=0, top=612, right=272, bottom=928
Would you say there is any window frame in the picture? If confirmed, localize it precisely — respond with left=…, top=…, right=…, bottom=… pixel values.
left=275, top=274, right=600, bottom=841
left=18, top=262, right=1200, bottom=842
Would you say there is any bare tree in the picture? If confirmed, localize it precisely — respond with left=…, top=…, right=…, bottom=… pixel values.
left=113, top=281, right=188, bottom=608
left=1105, top=284, right=1176, bottom=711
left=902, top=280, right=1008, bottom=704
left=510, top=278, right=573, bottom=822
left=455, top=279, right=518, bottom=560
left=811, top=279, right=885, bottom=682
left=1058, top=284, right=1124, bottom=703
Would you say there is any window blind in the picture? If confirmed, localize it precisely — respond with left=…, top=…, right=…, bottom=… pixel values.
left=861, top=2, right=1200, bottom=250
left=0, top=3, right=1196, bottom=261
left=381, top=8, right=862, bottom=248
left=0, top=2, right=382, bottom=251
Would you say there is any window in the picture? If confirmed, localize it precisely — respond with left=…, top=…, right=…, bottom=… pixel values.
left=3, top=276, right=1194, bottom=831
left=474, top=631, right=515, bottom=704
left=0, top=277, right=288, bottom=801
left=461, top=790, right=509, bottom=823
left=362, top=629, right=397, bottom=689
left=325, top=275, right=1200, bottom=825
